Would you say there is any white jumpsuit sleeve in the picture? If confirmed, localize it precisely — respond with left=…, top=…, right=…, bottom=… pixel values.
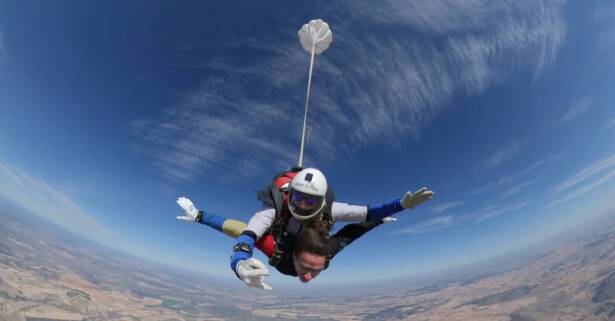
left=244, top=208, right=276, bottom=239
left=331, top=202, right=368, bottom=223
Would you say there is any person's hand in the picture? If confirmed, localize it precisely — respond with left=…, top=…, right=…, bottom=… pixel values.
left=400, top=187, right=434, bottom=209
left=176, top=197, right=202, bottom=222
left=236, top=258, right=273, bottom=291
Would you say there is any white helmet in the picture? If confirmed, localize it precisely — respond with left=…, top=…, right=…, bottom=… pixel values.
left=288, top=168, right=328, bottom=221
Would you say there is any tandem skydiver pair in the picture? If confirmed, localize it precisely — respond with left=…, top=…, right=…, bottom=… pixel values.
left=177, top=167, right=434, bottom=291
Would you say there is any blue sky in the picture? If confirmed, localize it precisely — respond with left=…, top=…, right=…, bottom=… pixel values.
left=1, top=0, right=614, bottom=287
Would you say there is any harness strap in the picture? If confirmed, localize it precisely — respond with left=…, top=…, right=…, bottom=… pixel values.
left=268, top=171, right=295, bottom=267
left=269, top=205, right=286, bottom=266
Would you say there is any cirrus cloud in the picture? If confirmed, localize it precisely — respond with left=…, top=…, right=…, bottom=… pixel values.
left=135, top=0, right=567, bottom=181
left=0, top=157, right=119, bottom=245
left=0, top=29, right=6, bottom=65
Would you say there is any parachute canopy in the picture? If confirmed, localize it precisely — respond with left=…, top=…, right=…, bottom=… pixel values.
left=298, top=19, right=333, bottom=55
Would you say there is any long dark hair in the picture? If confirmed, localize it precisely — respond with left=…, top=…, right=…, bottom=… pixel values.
left=295, top=227, right=331, bottom=257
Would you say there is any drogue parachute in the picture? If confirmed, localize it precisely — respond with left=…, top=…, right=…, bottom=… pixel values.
left=298, top=19, right=333, bottom=55
left=296, top=19, right=333, bottom=168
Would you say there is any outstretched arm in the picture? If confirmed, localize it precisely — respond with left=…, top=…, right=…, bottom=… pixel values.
left=325, top=188, right=434, bottom=264
left=175, top=197, right=274, bottom=290
left=366, top=187, right=434, bottom=220
left=176, top=197, right=248, bottom=238
left=331, top=187, right=434, bottom=223
left=366, top=187, right=434, bottom=221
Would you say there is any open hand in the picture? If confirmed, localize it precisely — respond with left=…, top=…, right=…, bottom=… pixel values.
left=400, top=188, right=434, bottom=209
left=176, top=197, right=201, bottom=222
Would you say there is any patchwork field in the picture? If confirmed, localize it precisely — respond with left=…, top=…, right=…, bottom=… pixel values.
left=1, top=210, right=614, bottom=321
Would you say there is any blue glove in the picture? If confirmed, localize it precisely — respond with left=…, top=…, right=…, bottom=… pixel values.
left=230, top=233, right=256, bottom=274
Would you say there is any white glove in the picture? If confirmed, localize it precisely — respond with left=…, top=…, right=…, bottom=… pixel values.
left=176, top=197, right=201, bottom=222
left=236, top=258, right=273, bottom=291
left=382, top=217, right=397, bottom=223
left=400, top=187, right=434, bottom=209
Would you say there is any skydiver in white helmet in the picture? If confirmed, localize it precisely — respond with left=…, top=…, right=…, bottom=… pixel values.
left=178, top=167, right=434, bottom=290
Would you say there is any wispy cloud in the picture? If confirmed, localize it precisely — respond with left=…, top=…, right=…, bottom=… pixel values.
left=471, top=152, right=565, bottom=195
left=500, top=178, right=541, bottom=199
left=598, top=30, right=615, bottom=53
left=0, top=157, right=118, bottom=244
left=548, top=153, right=615, bottom=207
left=431, top=201, right=465, bottom=214
left=133, top=90, right=275, bottom=181
left=482, top=141, right=522, bottom=170
left=604, top=118, right=615, bottom=133
left=0, top=29, right=6, bottom=65
left=516, top=152, right=566, bottom=177
left=559, top=95, right=593, bottom=123
left=595, top=3, right=615, bottom=56
left=342, top=0, right=566, bottom=79
left=394, top=215, right=461, bottom=235
left=548, top=169, right=615, bottom=208
left=470, top=177, right=514, bottom=196
left=476, top=201, right=531, bottom=222
left=552, top=153, right=615, bottom=193
left=134, top=0, right=567, bottom=181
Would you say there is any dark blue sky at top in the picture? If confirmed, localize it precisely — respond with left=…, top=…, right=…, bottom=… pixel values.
left=0, top=0, right=614, bottom=286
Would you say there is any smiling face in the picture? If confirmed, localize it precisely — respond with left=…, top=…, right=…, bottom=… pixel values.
left=294, top=251, right=327, bottom=283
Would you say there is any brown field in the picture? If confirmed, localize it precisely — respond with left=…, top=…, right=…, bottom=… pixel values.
left=1, top=209, right=614, bottom=321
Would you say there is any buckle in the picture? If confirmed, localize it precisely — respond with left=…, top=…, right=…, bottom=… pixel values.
left=269, top=248, right=284, bottom=266
left=232, top=242, right=253, bottom=256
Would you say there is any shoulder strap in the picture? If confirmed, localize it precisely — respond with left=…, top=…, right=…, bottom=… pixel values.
left=321, top=187, right=335, bottom=231
left=257, top=168, right=301, bottom=267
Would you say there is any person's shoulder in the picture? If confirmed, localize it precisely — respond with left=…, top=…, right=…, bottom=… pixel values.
left=331, top=201, right=354, bottom=207
left=253, top=207, right=276, bottom=215
left=330, top=202, right=368, bottom=220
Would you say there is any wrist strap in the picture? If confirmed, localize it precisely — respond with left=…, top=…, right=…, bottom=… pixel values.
left=233, top=242, right=253, bottom=256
